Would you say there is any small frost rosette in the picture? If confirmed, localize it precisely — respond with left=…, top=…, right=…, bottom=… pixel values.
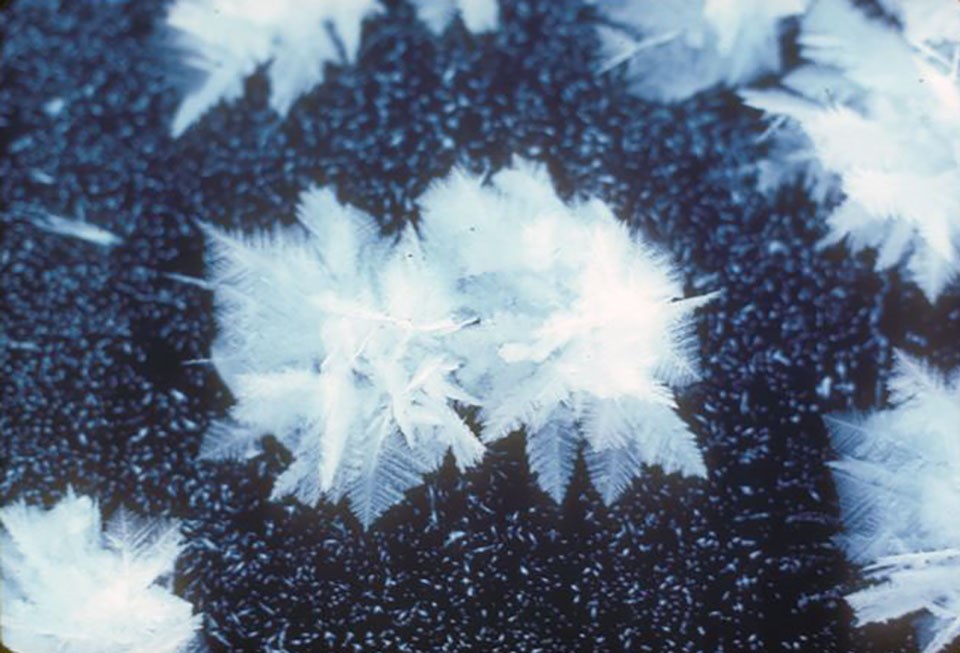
left=419, top=162, right=711, bottom=503
left=205, top=189, right=483, bottom=527
left=595, top=0, right=806, bottom=101
left=741, top=0, right=960, bottom=302
left=0, top=492, right=199, bottom=653
left=827, top=354, right=960, bottom=653
left=167, top=0, right=381, bottom=136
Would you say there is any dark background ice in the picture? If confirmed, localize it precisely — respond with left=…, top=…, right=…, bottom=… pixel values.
left=2, top=1, right=958, bottom=651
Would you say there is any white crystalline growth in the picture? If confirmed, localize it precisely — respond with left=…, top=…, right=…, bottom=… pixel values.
left=419, top=161, right=711, bottom=504
left=167, top=0, right=381, bottom=136
left=594, top=0, right=806, bottom=101
left=412, top=0, right=499, bottom=34
left=741, top=0, right=960, bottom=302
left=204, top=188, right=483, bottom=528
left=0, top=492, right=199, bottom=653
left=827, top=354, right=960, bottom=653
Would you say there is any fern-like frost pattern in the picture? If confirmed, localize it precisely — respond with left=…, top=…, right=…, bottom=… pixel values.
left=0, top=492, right=199, bottom=653
left=207, top=161, right=711, bottom=526
left=827, top=354, right=960, bottom=653
left=594, top=0, right=806, bottom=101
left=742, top=0, right=960, bottom=301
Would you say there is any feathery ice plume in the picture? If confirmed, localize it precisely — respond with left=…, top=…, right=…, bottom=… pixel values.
left=0, top=492, right=199, bottom=653
left=204, top=188, right=483, bottom=528
left=827, top=353, right=960, bottom=653
left=741, top=0, right=960, bottom=302
left=411, top=0, right=499, bottom=34
left=594, top=0, right=806, bottom=101
left=419, top=161, right=711, bottom=504
left=167, top=0, right=380, bottom=137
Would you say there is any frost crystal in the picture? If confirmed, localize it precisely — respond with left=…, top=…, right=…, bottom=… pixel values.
left=412, top=0, right=499, bottom=34
left=0, top=492, right=199, bottom=653
left=595, top=0, right=806, bottom=101
left=827, top=354, right=960, bottom=653
left=167, top=0, right=381, bottom=136
left=419, top=162, right=711, bottom=503
left=207, top=163, right=710, bottom=524
left=205, top=188, right=483, bottom=527
left=742, top=0, right=960, bottom=301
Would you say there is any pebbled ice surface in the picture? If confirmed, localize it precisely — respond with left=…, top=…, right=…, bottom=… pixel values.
left=2, top=1, right=958, bottom=652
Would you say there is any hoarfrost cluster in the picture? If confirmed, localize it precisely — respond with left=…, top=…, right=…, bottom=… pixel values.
left=594, top=0, right=807, bottom=101
left=168, top=0, right=499, bottom=136
left=828, top=355, right=960, bottom=653
left=742, top=0, right=960, bottom=301
left=0, top=493, right=199, bottom=653
left=205, top=161, right=712, bottom=526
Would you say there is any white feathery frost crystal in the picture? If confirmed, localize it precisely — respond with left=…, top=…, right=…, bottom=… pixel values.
left=205, top=188, right=484, bottom=528
left=741, top=0, right=960, bottom=302
left=411, top=0, right=500, bottom=34
left=206, top=161, right=711, bottom=524
left=0, top=492, right=199, bottom=653
left=419, top=161, right=711, bottom=503
left=594, top=0, right=806, bottom=101
left=167, top=0, right=381, bottom=136
left=827, top=354, right=960, bottom=653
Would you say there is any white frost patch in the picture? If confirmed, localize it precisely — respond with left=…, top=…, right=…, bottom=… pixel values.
left=419, top=161, right=711, bottom=504
left=742, top=0, right=960, bottom=302
left=206, top=161, right=712, bottom=525
left=827, top=353, right=960, bottom=653
left=0, top=492, right=199, bottom=653
left=595, top=0, right=806, bottom=101
left=167, top=0, right=381, bottom=136
left=204, top=188, right=483, bottom=527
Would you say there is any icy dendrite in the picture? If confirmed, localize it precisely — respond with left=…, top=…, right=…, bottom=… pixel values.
left=167, top=0, right=381, bottom=136
left=419, top=161, right=711, bottom=503
left=167, top=0, right=501, bottom=136
left=742, top=0, right=960, bottom=302
left=828, top=354, right=960, bottom=653
left=0, top=492, right=199, bottom=653
left=594, top=0, right=806, bottom=101
left=411, top=0, right=499, bottom=34
left=206, top=163, right=710, bottom=524
left=204, top=188, right=484, bottom=528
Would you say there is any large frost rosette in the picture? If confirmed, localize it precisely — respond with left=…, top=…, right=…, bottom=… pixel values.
left=206, top=162, right=712, bottom=525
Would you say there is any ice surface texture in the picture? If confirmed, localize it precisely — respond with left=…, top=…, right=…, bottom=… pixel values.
left=205, top=161, right=711, bottom=526
left=742, top=0, right=960, bottom=302
left=0, top=492, right=199, bottom=653
left=829, top=355, right=960, bottom=653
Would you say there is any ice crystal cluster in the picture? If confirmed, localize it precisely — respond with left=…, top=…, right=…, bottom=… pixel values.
left=205, top=161, right=711, bottom=526
left=0, top=492, right=199, bottom=653
left=594, top=0, right=806, bottom=101
left=742, top=0, right=960, bottom=302
left=828, top=355, right=960, bottom=653
left=168, top=0, right=498, bottom=136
